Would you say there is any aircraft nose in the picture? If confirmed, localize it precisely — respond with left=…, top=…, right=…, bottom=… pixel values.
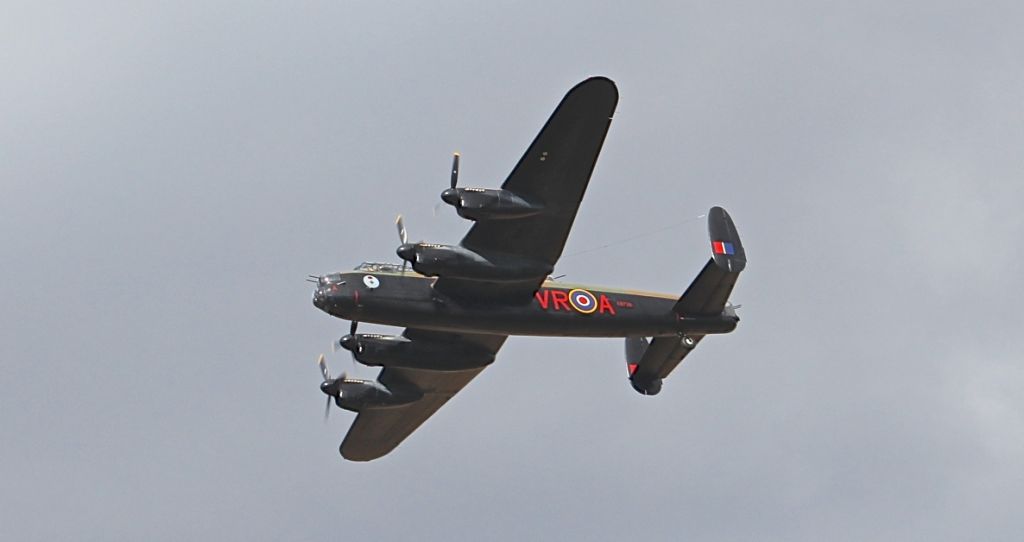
left=312, top=288, right=327, bottom=310
left=313, top=283, right=356, bottom=315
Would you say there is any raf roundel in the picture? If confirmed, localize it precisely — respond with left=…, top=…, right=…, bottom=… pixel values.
left=568, top=288, right=598, bottom=314
left=362, top=275, right=380, bottom=289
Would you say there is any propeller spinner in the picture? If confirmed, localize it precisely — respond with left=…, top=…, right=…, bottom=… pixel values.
left=336, top=320, right=359, bottom=359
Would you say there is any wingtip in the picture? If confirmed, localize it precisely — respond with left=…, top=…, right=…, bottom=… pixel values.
left=340, top=444, right=387, bottom=462
left=582, top=75, right=615, bottom=85
left=570, top=76, right=618, bottom=107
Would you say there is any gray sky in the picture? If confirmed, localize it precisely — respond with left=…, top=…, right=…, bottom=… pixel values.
left=3, top=1, right=1023, bottom=540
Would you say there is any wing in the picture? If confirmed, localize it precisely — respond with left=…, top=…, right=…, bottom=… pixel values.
left=434, top=77, right=618, bottom=303
left=339, top=330, right=507, bottom=461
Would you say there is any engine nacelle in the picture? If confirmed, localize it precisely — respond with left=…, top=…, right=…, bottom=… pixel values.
left=348, top=333, right=496, bottom=371
left=441, top=187, right=542, bottom=221
left=334, top=378, right=420, bottom=413
left=397, top=243, right=551, bottom=281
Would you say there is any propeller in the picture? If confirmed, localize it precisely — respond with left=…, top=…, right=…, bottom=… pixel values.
left=318, top=353, right=347, bottom=422
left=395, top=214, right=416, bottom=274
left=451, top=152, right=460, bottom=189
left=440, top=152, right=461, bottom=207
left=318, top=353, right=331, bottom=381
left=396, top=214, right=408, bottom=245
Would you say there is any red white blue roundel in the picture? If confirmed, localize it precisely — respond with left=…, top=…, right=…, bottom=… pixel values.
left=568, top=289, right=598, bottom=314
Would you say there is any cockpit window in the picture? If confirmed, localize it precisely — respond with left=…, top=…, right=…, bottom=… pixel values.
left=354, top=262, right=404, bottom=273
left=320, top=273, right=344, bottom=285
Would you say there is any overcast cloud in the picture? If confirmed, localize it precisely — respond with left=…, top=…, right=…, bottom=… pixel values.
left=2, top=2, right=1023, bottom=540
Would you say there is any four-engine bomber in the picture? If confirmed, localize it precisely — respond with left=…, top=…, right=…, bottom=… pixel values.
left=308, top=76, right=748, bottom=462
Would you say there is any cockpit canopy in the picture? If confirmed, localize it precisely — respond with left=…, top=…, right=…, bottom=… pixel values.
left=318, top=273, right=344, bottom=286
left=354, top=262, right=405, bottom=273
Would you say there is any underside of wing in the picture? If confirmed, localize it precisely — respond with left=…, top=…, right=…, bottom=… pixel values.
left=338, top=330, right=506, bottom=461
left=433, top=77, right=618, bottom=304
left=339, top=368, right=485, bottom=461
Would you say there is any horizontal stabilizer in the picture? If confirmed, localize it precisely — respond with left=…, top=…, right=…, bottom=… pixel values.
left=624, top=207, right=746, bottom=395
left=626, top=335, right=703, bottom=395
left=675, top=206, right=745, bottom=316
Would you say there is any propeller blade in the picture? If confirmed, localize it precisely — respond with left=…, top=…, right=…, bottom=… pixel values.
left=450, top=152, right=460, bottom=189
left=395, top=215, right=407, bottom=244
left=324, top=395, right=332, bottom=422
left=347, top=320, right=359, bottom=365
left=317, top=354, right=330, bottom=382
